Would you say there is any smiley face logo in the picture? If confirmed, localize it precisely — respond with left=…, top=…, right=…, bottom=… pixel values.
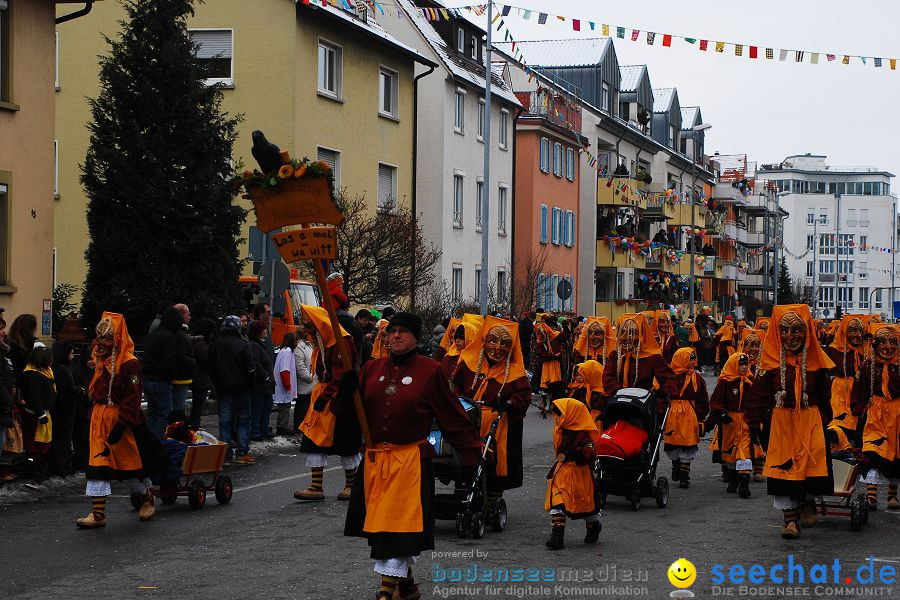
left=668, top=558, right=696, bottom=589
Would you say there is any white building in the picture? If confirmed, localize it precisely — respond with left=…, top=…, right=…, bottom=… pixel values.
left=758, top=154, right=897, bottom=319
left=380, top=0, right=520, bottom=306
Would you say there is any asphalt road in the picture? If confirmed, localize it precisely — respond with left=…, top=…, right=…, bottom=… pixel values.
left=3, top=375, right=899, bottom=600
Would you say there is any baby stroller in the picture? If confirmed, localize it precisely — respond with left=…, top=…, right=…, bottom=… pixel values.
left=430, top=397, right=506, bottom=539
left=595, top=387, right=671, bottom=511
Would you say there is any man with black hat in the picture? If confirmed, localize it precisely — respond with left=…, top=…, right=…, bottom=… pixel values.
left=337, top=312, right=481, bottom=600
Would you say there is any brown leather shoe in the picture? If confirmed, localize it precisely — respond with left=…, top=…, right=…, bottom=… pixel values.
left=799, top=501, right=817, bottom=528
left=887, top=497, right=900, bottom=510
left=293, top=488, right=325, bottom=501
left=138, top=494, right=156, bottom=521
left=398, top=583, right=421, bottom=600
left=76, top=512, right=107, bottom=529
left=337, top=486, right=352, bottom=501
left=752, top=472, right=765, bottom=482
left=780, top=521, right=801, bottom=539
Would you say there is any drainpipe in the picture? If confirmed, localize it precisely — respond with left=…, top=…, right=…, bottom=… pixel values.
left=56, top=1, right=94, bottom=24
left=409, top=63, right=435, bottom=310
left=509, top=108, right=522, bottom=314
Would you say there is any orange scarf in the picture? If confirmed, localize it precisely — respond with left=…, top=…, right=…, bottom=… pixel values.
left=718, top=352, right=752, bottom=408
left=552, top=397, right=599, bottom=449
left=89, top=312, right=137, bottom=399
left=670, top=347, right=697, bottom=397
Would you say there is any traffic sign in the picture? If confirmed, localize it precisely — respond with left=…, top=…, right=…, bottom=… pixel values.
left=557, top=279, right=573, bottom=301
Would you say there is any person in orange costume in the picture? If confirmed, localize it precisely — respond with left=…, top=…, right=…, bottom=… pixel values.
left=654, top=310, right=680, bottom=363
left=744, top=304, right=835, bottom=540
left=713, top=317, right=736, bottom=374
left=568, top=360, right=606, bottom=419
left=602, top=313, right=678, bottom=403
left=544, top=398, right=600, bottom=550
left=440, top=321, right=479, bottom=381
left=827, top=315, right=872, bottom=445
left=708, top=353, right=754, bottom=498
left=571, top=316, right=614, bottom=366
left=664, top=347, right=709, bottom=489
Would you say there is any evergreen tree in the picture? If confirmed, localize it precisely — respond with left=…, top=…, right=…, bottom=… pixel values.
left=777, top=256, right=795, bottom=304
left=81, top=0, right=244, bottom=337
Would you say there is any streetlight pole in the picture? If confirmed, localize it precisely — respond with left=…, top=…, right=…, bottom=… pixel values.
left=688, top=123, right=711, bottom=318
left=811, top=216, right=819, bottom=318
left=773, top=190, right=783, bottom=305
left=478, top=1, right=493, bottom=316
left=834, top=193, right=841, bottom=318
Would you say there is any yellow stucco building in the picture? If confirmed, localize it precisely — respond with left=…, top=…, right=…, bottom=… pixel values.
left=54, top=0, right=434, bottom=296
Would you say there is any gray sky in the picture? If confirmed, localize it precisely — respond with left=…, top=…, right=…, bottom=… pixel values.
left=465, top=0, right=900, bottom=181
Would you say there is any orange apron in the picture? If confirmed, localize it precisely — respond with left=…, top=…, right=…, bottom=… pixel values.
left=763, top=406, right=828, bottom=481
left=363, top=441, right=424, bottom=533
left=299, top=382, right=335, bottom=447
left=545, top=461, right=595, bottom=515
left=709, top=425, right=720, bottom=451
left=88, top=404, right=142, bottom=472
left=721, top=411, right=752, bottom=463
left=479, top=407, right=508, bottom=477
left=663, top=399, right=700, bottom=447
left=862, top=396, right=900, bottom=462
left=829, top=376, right=858, bottom=431
left=540, top=360, right=562, bottom=387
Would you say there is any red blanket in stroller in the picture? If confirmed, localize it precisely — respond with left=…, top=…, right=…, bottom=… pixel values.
left=594, top=420, right=648, bottom=460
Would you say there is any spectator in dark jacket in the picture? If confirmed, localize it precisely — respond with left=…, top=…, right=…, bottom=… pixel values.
left=0, top=320, right=16, bottom=479
left=69, top=342, right=94, bottom=471
left=143, top=307, right=182, bottom=438
left=48, top=341, right=83, bottom=476
left=189, top=318, right=215, bottom=429
left=7, top=313, right=37, bottom=382
left=248, top=320, right=276, bottom=440
left=171, top=303, right=196, bottom=414
left=20, top=345, right=55, bottom=477
left=209, top=316, right=256, bottom=464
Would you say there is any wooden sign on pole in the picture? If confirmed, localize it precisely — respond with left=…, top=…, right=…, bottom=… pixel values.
left=273, top=226, right=337, bottom=263
left=251, top=177, right=344, bottom=233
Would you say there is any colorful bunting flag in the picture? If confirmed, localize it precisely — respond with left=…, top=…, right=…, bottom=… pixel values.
left=749, top=46, right=758, bottom=59
left=860, top=56, right=867, bottom=65
left=715, top=41, right=724, bottom=53
left=874, top=57, right=882, bottom=67
left=522, top=9, right=531, bottom=19
left=779, top=49, right=788, bottom=61
left=795, top=51, right=804, bottom=62
left=700, top=40, right=708, bottom=51
left=647, top=31, right=655, bottom=45
left=734, top=44, right=743, bottom=56
left=631, top=29, right=640, bottom=41
left=766, top=48, right=774, bottom=60
left=811, top=53, right=819, bottom=64
left=602, top=24, right=609, bottom=36
left=685, top=38, right=696, bottom=44
left=573, top=19, right=580, bottom=31
left=663, top=34, right=672, bottom=47
left=538, top=12, right=547, bottom=24
left=827, top=54, right=836, bottom=62
left=501, top=5, right=510, bottom=16
left=891, top=59, right=897, bottom=70
left=589, top=22, right=595, bottom=31
left=842, top=55, right=850, bottom=64
left=616, top=26, right=625, bottom=39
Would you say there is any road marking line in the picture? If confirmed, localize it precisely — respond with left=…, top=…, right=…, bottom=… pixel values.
left=233, top=465, right=343, bottom=493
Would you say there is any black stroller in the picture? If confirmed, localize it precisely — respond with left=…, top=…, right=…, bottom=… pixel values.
left=430, top=397, right=507, bottom=539
left=595, top=387, right=671, bottom=511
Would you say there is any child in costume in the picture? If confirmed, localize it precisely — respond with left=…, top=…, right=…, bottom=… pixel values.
left=664, top=347, right=709, bottom=489
left=442, top=321, right=479, bottom=381
left=535, top=317, right=565, bottom=414
left=737, top=327, right=766, bottom=481
left=713, top=317, right=736, bottom=375
left=545, top=398, right=600, bottom=550
left=654, top=311, right=680, bottom=363
left=568, top=360, right=606, bottom=420
left=708, top=353, right=754, bottom=498
left=852, top=323, right=900, bottom=510
left=20, top=344, right=55, bottom=477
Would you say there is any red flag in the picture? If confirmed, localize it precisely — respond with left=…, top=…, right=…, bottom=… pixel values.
left=699, top=40, right=708, bottom=51
left=572, top=19, right=580, bottom=31
left=749, top=46, right=757, bottom=59
left=662, top=34, right=672, bottom=47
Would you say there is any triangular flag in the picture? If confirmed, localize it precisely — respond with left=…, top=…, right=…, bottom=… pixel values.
left=501, top=5, right=510, bottom=16
left=842, top=55, right=850, bottom=64
left=826, top=54, right=836, bottom=62
left=699, top=40, right=708, bottom=51
left=874, top=57, right=882, bottom=67
left=646, top=32, right=655, bottom=45
left=715, top=41, right=724, bottom=53
left=766, top=48, right=774, bottom=60
left=572, top=19, right=580, bottom=31
left=779, top=49, right=788, bottom=61
left=557, top=15, right=565, bottom=21
left=439, top=8, right=449, bottom=19
left=811, top=53, right=819, bottom=64
left=491, top=12, right=501, bottom=24
left=589, top=22, right=595, bottom=30
left=860, top=56, right=867, bottom=65
left=616, top=27, right=625, bottom=39
left=663, top=34, right=672, bottom=47
left=631, top=29, right=640, bottom=41
left=373, top=1, right=384, bottom=15
left=734, top=44, right=743, bottom=56
left=749, top=46, right=758, bottom=59
left=538, top=12, right=547, bottom=24
left=522, top=9, right=531, bottom=19
left=602, top=24, right=609, bottom=36
left=685, top=37, right=697, bottom=44
left=795, top=51, right=804, bottom=62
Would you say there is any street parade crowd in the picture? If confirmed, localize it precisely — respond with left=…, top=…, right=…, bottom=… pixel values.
left=1, top=289, right=899, bottom=600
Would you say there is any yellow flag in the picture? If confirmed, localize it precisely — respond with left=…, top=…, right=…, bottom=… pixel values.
left=891, top=58, right=897, bottom=70
left=602, top=24, right=609, bottom=36
left=842, top=55, right=850, bottom=64
left=715, top=41, right=725, bottom=53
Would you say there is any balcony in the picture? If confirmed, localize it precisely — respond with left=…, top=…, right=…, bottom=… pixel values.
left=595, top=300, right=647, bottom=321
left=743, top=231, right=765, bottom=246
left=598, top=177, right=643, bottom=208
left=737, top=265, right=747, bottom=282
left=724, top=220, right=737, bottom=239
left=741, top=273, right=767, bottom=289
left=670, top=203, right=704, bottom=226
left=713, top=183, right=746, bottom=204
left=596, top=239, right=645, bottom=269
left=741, top=193, right=777, bottom=214
left=702, top=256, right=723, bottom=278
left=722, top=263, right=738, bottom=280
left=736, top=224, right=748, bottom=244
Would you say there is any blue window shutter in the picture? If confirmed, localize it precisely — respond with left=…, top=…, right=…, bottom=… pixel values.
left=570, top=211, right=576, bottom=247
left=539, top=139, right=545, bottom=171
left=551, top=208, right=557, bottom=244
left=540, top=204, right=548, bottom=243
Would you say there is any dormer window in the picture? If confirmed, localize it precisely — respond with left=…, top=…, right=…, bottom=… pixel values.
left=668, top=125, right=675, bottom=149
left=457, top=28, right=465, bottom=53
left=470, top=35, right=477, bottom=60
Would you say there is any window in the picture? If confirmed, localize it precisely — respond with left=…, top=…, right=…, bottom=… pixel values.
left=846, top=208, right=856, bottom=227
left=859, top=261, right=868, bottom=280
left=475, top=180, right=483, bottom=231
left=806, top=235, right=814, bottom=250
left=859, top=288, right=870, bottom=309
left=619, top=102, right=629, bottom=120
left=564, top=210, right=576, bottom=247
left=497, top=270, right=507, bottom=306
left=806, top=261, right=814, bottom=277
left=818, top=287, right=834, bottom=309
left=601, top=83, right=610, bottom=112
left=540, top=204, right=548, bottom=244
left=564, top=275, right=574, bottom=311
left=454, top=90, right=465, bottom=133
left=875, top=289, right=883, bottom=310
left=316, top=147, right=340, bottom=187
left=860, top=235, right=868, bottom=252
left=549, top=275, right=559, bottom=311
left=477, top=99, right=485, bottom=140
left=860, top=209, right=869, bottom=227
left=565, top=148, right=575, bottom=181
left=838, top=287, right=853, bottom=309
left=539, top=137, right=550, bottom=172
left=456, top=28, right=465, bottom=53
left=498, top=186, right=507, bottom=235
left=470, top=35, right=477, bottom=60
left=819, top=260, right=834, bottom=274
left=819, top=233, right=835, bottom=255
left=536, top=273, right=547, bottom=309
left=0, top=182, right=7, bottom=285
left=838, top=260, right=853, bottom=274
left=499, top=109, right=509, bottom=149
left=807, top=212, right=816, bottom=224
left=474, top=268, right=481, bottom=302
left=553, top=143, right=562, bottom=177
left=551, top=207, right=561, bottom=245
left=54, top=140, right=59, bottom=196
left=378, top=67, right=398, bottom=118
left=668, top=126, right=675, bottom=149
left=561, top=211, right=569, bottom=246
left=452, top=174, right=464, bottom=227
left=1, top=0, right=9, bottom=101
left=452, top=266, right=463, bottom=303
left=837, top=233, right=854, bottom=256
left=377, top=163, right=396, bottom=211
left=317, top=39, right=342, bottom=97
left=55, top=32, right=59, bottom=90
left=190, top=29, right=234, bottom=85
left=819, top=208, right=828, bottom=224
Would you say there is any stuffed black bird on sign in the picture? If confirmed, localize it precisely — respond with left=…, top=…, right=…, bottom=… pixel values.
left=251, top=130, right=283, bottom=174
